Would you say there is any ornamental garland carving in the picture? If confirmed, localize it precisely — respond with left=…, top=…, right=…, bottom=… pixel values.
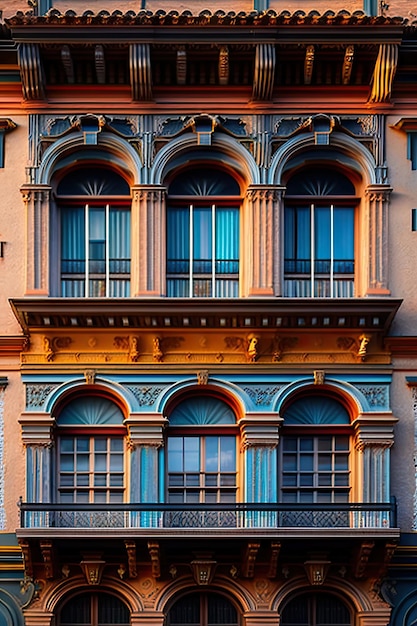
left=356, top=385, right=389, bottom=409
left=126, top=385, right=164, bottom=406
left=243, top=385, right=283, bottom=406
left=26, top=384, right=59, bottom=409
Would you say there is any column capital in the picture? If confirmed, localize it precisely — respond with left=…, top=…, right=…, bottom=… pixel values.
left=125, top=412, right=168, bottom=447
left=239, top=412, right=283, bottom=448
left=19, top=411, right=55, bottom=445
left=352, top=412, right=397, bottom=449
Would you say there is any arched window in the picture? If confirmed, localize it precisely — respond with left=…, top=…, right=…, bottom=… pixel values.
left=56, top=396, right=126, bottom=506
left=167, top=396, right=237, bottom=504
left=58, top=592, right=129, bottom=626
left=284, top=167, right=356, bottom=298
left=167, top=168, right=241, bottom=298
left=56, top=166, right=131, bottom=297
left=167, top=592, right=238, bottom=626
left=280, top=593, right=351, bottom=626
left=280, top=395, right=351, bottom=506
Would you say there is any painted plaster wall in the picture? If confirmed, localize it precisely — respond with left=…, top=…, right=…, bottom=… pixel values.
left=385, top=118, right=417, bottom=335
left=1, top=373, right=25, bottom=531
left=390, top=367, right=416, bottom=532
left=0, top=117, right=28, bottom=336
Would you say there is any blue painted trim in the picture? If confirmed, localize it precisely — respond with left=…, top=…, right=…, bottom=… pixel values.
left=0, top=131, right=4, bottom=168
left=363, top=0, right=378, bottom=15
left=407, top=133, right=417, bottom=170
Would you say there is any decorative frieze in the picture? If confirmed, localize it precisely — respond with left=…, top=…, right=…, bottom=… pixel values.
left=126, top=385, right=165, bottom=407
left=243, top=386, right=283, bottom=406
left=356, top=385, right=389, bottom=410
left=26, top=384, right=58, bottom=410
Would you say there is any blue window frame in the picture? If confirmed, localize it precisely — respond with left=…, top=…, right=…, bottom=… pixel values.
left=57, top=167, right=131, bottom=297
left=284, top=168, right=356, bottom=298
left=167, top=169, right=240, bottom=298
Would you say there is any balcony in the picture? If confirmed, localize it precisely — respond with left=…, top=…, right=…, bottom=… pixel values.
left=18, top=502, right=399, bottom=539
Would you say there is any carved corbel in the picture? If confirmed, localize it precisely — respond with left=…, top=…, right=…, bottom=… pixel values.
left=61, top=45, right=74, bottom=83
left=358, top=334, right=371, bottom=361
left=84, top=369, right=96, bottom=385
left=246, top=334, right=259, bottom=363
left=125, top=540, right=138, bottom=578
left=218, top=46, right=229, bottom=85
left=267, top=542, right=281, bottom=579
left=43, top=337, right=55, bottom=362
left=242, top=543, right=260, bottom=578
left=18, top=539, right=34, bottom=579
left=80, top=553, right=106, bottom=585
left=18, top=43, right=46, bottom=100
left=304, top=45, right=315, bottom=85
left=368, top=43, right=398, bottom=103
left=95, top=45, right=106, bottom=84
left=130, top=43, right=153, bottom=101
left=342, top=45, right=354, bottom=85
left=153, top=336, right=164, bottom=362
left=314, top=370, right=325, bottom=385
left=176, top=47, right=187, bottom=85
left=197, top=370, right=209, bottom=385
left=129, top=336, right=140, bottom=362
left=353, top=541, right=375, bottom=579
left=252, top=43, right=276, bottom=101
left=40, top=540, right=56, bottom=580
left=148, top=541, right=161, bottom=578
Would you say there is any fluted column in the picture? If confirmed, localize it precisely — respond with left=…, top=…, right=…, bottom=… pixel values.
left=245, top=186, right=284, bottom=296
left=353, top=412, right=396, bottom=503
left=239, top=413, right=282, bottom=503
left=364, top=185, right=391, bottom=296
left=19, top=412, right=55, bottom=504
left=132, top=185, right=166, bottom=296
left=21, top=185, right=51, bottom=295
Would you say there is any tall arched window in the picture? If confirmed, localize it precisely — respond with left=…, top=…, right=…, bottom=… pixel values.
left=58, top=592, right=129, bottom=626
left=57, top=167, right=131, bottom=297
left=167, top=168, right=241, bottom=298
left=284, top=167, right=356, bottom=298
left=167, top=396, right=238, bottom=504
left=168, top=592, right=239, bottom=626
left=280, top=593, right=351, bottom=626
left=280, top=395, right=351, bottom=506
left=56, top=396, right=126, bottom=506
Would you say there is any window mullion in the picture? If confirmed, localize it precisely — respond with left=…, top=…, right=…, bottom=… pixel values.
left=310, top=203, right=315, bottom=297
left=212, top=204, right=216, bottom=297
left=85, top=204, right=89, bottom=297
left=105, top=204, right=110, bottom=297
left=330, top=204, right=334, bottom=298
left=90, top=437, right=95, bottom=504
left=189, top=204, right=193, bottom=298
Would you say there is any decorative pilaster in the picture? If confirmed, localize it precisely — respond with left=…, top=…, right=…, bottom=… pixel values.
left=364, top=185, right=391, bottom=296
left=353, top=412, right=396, bottom=502
left=132, top=185, right=166, bottom=296
left=245, top=186, right=283, bottom=296
left=19, top=412, right=55, bottom=503
left=21, top=186, right=51, bottom=295
left=239, top=413, right=282, bottom=503
left=0, top=379, right=7, bottom=529
left=125, top=413, right=167, bottom=505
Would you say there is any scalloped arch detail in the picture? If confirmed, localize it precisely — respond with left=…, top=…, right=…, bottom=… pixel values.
left=150, top=134, right=260, bottom=186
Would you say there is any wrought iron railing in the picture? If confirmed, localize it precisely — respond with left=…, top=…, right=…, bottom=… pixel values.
left=18, top=502, right=397, bottom=530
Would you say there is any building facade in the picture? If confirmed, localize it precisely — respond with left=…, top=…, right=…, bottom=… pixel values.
left=1, top=0, right=417, bottom=624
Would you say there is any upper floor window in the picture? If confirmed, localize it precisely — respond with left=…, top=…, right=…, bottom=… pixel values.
left=57, top=167, right=131, bottom=297
left=280, top=395, right=351, bottom=507
left=167, top=168, right=240, bottom=298
left=56, top=396, right=126, bottom=505
left=167, top=396, right=238, bottom=504
left=284, top=167, right=356, bottom=298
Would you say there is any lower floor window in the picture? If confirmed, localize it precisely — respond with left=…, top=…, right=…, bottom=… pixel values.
left=168, top=593, right=238, bottom=626
left=59, top=592, right=129, bottom=626
left=281, top=593, right=351, bottom=626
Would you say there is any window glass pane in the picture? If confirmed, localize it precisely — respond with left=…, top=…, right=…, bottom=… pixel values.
left=77, top=455, right=89, bottom=471
left=205, top=437, right=218, bottom=472
left=184, top=438, right=200, bottom=472
left=300, top=438, right=314, bottom=451
left=168, top=438, right=184, bottom=472
left=77, top=438, right=90, bottom=452
left=60, top=438, right=75, bottom=452
left=95, top=454, right=107, bottom=471
left=300, top=455, right=314, bottom=471
left=220, top=436, right=236, bottom=471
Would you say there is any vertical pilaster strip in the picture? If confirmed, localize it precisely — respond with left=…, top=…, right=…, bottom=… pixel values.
left=130, top=43, right=153, bottom=101
left=0, top=381, right=6, bottom=529
left=18, top=43, right=46, bottom=101
left=245, top=186, right=283, bottom=296
left=22, top=186, right=51, bottom=294
left=412, top=387, right=417, bottom=530
left=133, top=185, right=166, bottom=296
left=364, top=185, right=391, bottom=295
left=252, top=44, right=276, bottom=101
left=368, top=43, right=398, bottom=104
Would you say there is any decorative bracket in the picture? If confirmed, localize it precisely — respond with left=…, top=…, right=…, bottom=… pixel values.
left=148, top=541, right=161, bottom=579
left=242, top=542, right=260, bottom=578
left=252, top=43, right=276, bottom=101
left=125, top=540, right=138, bottom=578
